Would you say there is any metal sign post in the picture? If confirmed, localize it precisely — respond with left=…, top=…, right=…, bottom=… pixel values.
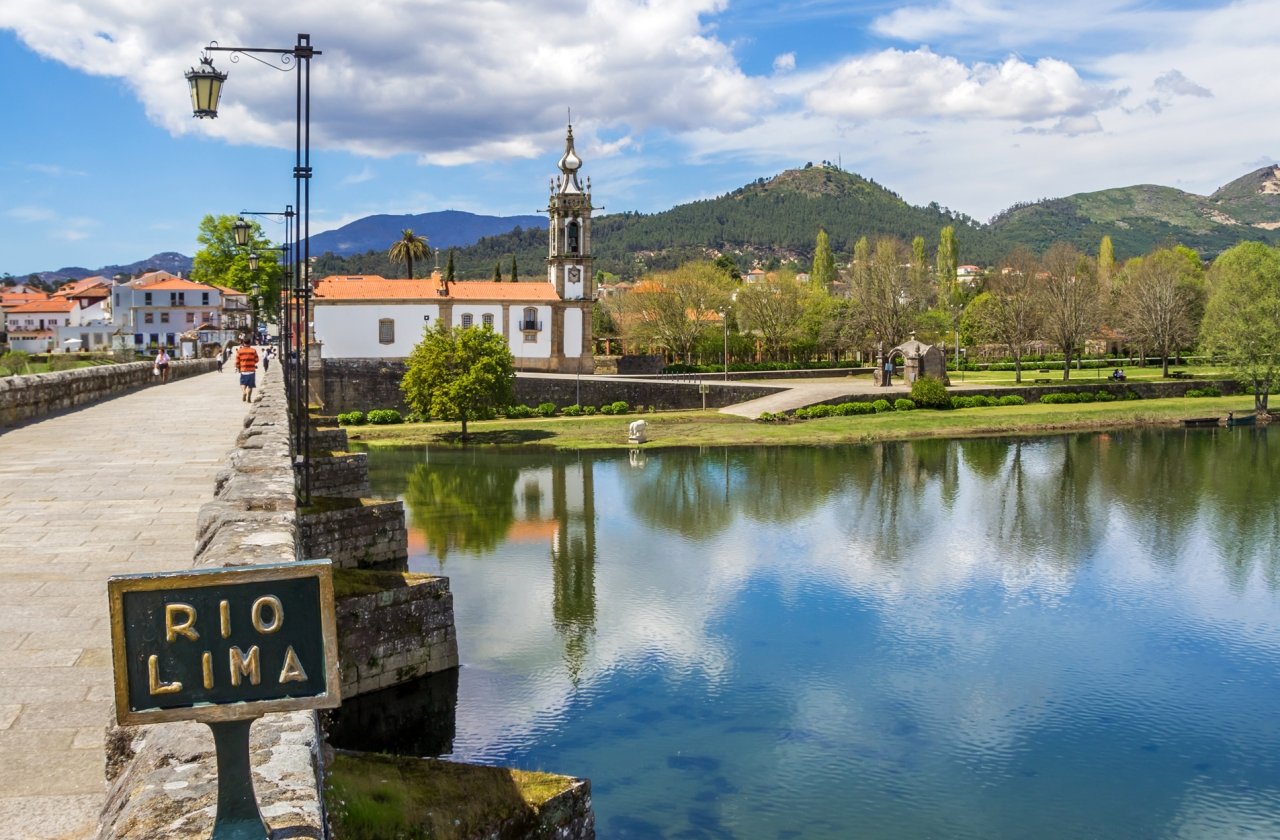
left=108, top=560, right=341, bottom=840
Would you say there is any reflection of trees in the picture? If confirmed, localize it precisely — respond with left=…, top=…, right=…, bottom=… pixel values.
left=958, top=438, right=1008, bottom=480
left=1200, top=429, right=1280, bottom=588
left=626, top=449, right=736, bottom=539
left=733, top=447, right=860, bottom=524
left=552, top=460, right=596, bottom=682
left=403, top=458, right=518, bottom=562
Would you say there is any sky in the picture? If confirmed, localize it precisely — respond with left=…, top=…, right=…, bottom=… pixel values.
left=0, top=0, right=1276, bottom=277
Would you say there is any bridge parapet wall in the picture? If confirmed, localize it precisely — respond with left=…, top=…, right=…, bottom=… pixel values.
left=0, top=359, right=216, bottom=428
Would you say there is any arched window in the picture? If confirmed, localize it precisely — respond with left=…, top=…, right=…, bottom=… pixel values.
left=482, top=313, right=494, bottom=328
left=522, top=307, right=539, bottom=331
left=566, top=219, right=579, bottom=254
left=461, top=313, right=474, bottom=328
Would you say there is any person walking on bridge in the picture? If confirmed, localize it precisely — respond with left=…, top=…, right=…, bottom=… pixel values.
left=234, top=335, right=259, bottom=402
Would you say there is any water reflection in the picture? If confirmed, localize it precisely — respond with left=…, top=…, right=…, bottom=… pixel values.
left=358, top=429, right=1280, bottom=839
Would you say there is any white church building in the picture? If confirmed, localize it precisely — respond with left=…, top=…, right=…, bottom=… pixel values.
left=311, top=124, right=596, bottom=374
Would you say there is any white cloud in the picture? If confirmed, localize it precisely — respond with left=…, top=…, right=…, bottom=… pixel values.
left=773, top=52, right=796, bottom=73
left=340, top=165, right=375, bottom=186
left=7, top=206, right=55, bottom=222
left=0, top=0, right=764, bottom=164
left=807, top=48, right=1117, bottom=122
left=1153, top=69, right=1211, bottom=99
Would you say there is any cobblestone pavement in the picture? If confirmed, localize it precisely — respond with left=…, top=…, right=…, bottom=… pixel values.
left=0, top=367, right=255, bottom=840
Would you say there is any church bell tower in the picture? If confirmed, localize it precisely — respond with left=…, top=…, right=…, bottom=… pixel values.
left=547, top=123, right=593, bottom=301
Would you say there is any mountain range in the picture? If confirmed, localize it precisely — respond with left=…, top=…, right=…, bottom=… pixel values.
left=14, top=164, right=1280, bottom=284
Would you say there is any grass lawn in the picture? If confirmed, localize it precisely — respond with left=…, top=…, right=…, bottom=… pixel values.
left=946, top=364, right=1234, bottom=387
left=343, top=393, right=1259, bottom=451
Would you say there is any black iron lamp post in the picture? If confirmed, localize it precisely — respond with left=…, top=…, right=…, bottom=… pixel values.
left=238, top=207, right=294, bottom=382
left=232, top=217, right=251, bottom=248
left=189, top=34, right=319, bottom=504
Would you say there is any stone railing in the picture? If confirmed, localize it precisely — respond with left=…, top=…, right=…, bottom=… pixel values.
left=0, top=359, right=216, bottom=428
left=97, top=374, right=325, bottom=839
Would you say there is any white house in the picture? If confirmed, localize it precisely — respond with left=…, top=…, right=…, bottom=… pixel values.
left=110, top=272, right=228, bottom=352
left=312, top=123, right=596, bottom=374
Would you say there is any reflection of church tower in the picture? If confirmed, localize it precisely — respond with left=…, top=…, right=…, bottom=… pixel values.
left=551, top=457, right=597, bottom=683
left=546, top=122, right=595, bottom=374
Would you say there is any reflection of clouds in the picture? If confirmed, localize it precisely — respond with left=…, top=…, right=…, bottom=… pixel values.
left=391, top=435, right=1280, bottom=789
left=1167, top=782, right=1280, bottom=838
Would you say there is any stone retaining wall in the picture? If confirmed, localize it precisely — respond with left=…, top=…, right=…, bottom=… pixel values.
left=318, top=357, right=783, bottom=413
left=336, top=573, right=459, bottom=697
left=803, top=378, right=1241, bottom=410
left=0, top=359, right=216, bottom=428
left=98, top=376, right=324, bottom=840
left=301, top=499, right=408, bottom=570
left=308, top=451, right=372, bottom=497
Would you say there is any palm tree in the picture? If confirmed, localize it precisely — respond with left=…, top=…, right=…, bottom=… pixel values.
left=388, top=229, right=430, bottom=280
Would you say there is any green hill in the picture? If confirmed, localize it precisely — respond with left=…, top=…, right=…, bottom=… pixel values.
left=317, top=165, right=1003, bottom=281
left=313, top=163, right=1280, bottom=281
left=989, top=167, right=1280, bottom=259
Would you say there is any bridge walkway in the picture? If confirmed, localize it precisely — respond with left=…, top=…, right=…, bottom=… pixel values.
left=0, top=366, right=259, bottom=840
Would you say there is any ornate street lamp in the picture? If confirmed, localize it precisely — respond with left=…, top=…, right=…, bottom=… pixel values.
left=232, top=217, right=251, bottom=248
left=190, top=35, right=319, bottom=503
left=184, top=56, right=226, bottom=118
left=247, top=252, right=260, bottom=271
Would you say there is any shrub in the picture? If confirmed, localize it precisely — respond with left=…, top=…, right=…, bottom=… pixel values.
left=997, top=395, right=1026, bottom=406
left=599, top=400, right=630, bottom=415
left=1094, top=391, right=1116, bottom=402
left=47, top=354, right=78, bottom=371
left=951, top=396, right=977, bottom=409
left=536, top=402, right=558, bottom=418
left=366, top=409, right=403, bottom=425
left=872, top=399, right=893, bottom=413
left=0, top=351, right=30, bottom=376
left=405, top=411, right=425, bottom=423
left=910, top=375, right=951, bottom=409
left=337, top=411, right=366, bottom=426
left=835, top=401, right=876, bottom=415
left=504, top=404, right=537, bottom=418
left=1186, top=387, right=1220, bottom=398
left=583, top=405, right=596, bottom=415
left=894, top=398, right=916, bottom=411
left=560, top=404, right=583, bottom=416
left=1039, top=393, right=1078, bottom=404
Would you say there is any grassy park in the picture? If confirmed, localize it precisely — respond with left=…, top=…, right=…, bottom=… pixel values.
left=343, top=392, right=1259, bottom=451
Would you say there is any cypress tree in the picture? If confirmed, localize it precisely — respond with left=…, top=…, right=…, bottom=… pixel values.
left=511, top=255, right=518, bottom=283
left=811, top=229, right=836, bottom=287
left=493, top=262, right=503, bottom=282
left=445, top=249, right=456, bottom=284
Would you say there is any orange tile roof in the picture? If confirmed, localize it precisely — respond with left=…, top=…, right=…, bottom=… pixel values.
left=7, top=299, right=77, bottom=313
left=313, top=275, right=559, bottom=302
left=53, top=276, right=109, bottom=297
left=0, top=292, right=50, bottom=308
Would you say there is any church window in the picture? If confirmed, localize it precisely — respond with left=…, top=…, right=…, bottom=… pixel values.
left=482, top=313, right=494, bottom=328
left=521, top=307, right=540, bottom=331
left=461, top=313, right=474, bottom=328
left=567, top=220, right=579, bottom=254
left=378, top=318, right=395, bottom=344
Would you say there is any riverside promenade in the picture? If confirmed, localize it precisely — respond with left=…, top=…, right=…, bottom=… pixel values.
left=0, top=367, right=256, bottom=840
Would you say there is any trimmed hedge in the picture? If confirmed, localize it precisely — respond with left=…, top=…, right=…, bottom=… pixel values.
left=337, top=411, right=366, bottom=426
left=366, top=409, right=403, bottom=425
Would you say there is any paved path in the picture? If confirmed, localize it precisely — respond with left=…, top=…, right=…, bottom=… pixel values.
left=717, top=376, right=995, bottom=418
left=0, top=367, right=255, bottom=840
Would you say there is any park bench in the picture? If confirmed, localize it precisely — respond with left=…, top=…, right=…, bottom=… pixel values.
left=1167, top=371, right=1191, bottom=379
left=1034, top=378, right=1052, bottom=384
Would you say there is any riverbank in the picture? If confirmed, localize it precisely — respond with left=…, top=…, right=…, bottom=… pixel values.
left=342, top=394, right=1262, bottom=450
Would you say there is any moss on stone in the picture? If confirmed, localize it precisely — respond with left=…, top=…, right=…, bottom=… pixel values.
left=300, top=495, right=385, bottom=515
left=325, top=751, right=577, bottom=840
left=333, top=568, right=437, bottom=600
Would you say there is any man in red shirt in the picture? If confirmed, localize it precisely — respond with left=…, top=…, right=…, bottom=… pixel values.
left=235, top=335, right=260, bottom=402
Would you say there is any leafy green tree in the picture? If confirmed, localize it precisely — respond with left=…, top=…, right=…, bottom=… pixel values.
left=1200, top=241, right=1280, bottom=410
left=615, top=261, right=735, bottom=362
left=1098, top=235, right=1115, bottom=290
left=1115, top=247, right=1204, bottom=376
left=713, top=254, right=743, bottom=283
left=1038, top=242, right=1099, bottom=380
left=388, top=228, right=430, bottom=279
left=401, top=323, right=516, bottom=437
left=936, top=225, right=958, bottom=299
left=811, top=229, right=837, bottom=288
left=735, top=268, right=807, bottom=360
left=190, top=214, right=283, bottom=306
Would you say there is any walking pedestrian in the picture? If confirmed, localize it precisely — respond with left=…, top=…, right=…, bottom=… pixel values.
left=234, top=335, right=260, bottom=402
left=154, top=347, right=171, bottom=383
left=262, top=346, right=270, bottom=373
